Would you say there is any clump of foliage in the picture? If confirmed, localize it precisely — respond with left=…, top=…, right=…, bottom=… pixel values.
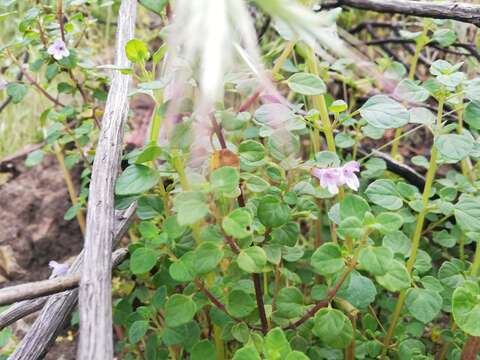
left=1, top=0, right=480, bottom=359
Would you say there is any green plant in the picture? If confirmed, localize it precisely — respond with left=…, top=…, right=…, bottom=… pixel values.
left=2, top=1, right=480, bottom=359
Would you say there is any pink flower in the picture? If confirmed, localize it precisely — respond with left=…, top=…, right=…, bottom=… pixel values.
left=339, top=161, right=360, bottom=191
left=0, top=77, right=7, bottom=90
left=48, top=260, right=69, bottom=278
left=312, top=161, right=361, bottom=193
left=312, top=167, right=342, bottom=194
left=47, top=39, right=70, bottom=60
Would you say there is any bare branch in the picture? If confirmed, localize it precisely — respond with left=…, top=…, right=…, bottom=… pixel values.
left=7, top=205, right=135, bottom=360
left=320, top=0, right=480, bottom=27
left=0, top=249, right=128, bottom=307
left=77, top=0, right=137, bottom=359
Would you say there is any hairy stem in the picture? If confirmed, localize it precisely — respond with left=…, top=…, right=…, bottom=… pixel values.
left=390, top=24, right=429, bottom=158
left=382, top=97, right=444, bottom=358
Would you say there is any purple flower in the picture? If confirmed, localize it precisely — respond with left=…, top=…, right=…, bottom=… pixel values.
left=312, top=161, right=361, bottom=193
left=312, top=167, right=342, bottom=194
left=47, top=39, right=70, bottom=61
left=340, top=161, right=360, bottom=191
left=48, top=260, right=69, bottom=278
left=0, top=77, right=7, bottom=90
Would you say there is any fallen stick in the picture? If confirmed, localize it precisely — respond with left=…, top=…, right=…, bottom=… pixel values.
left=0, top=206, right=134, bottom=332
left=0, top=248, right=128, bottom=307
left=320, top=0, right=480, bottom=27
left=77, top=0, right=137, bottom=359
left=7, top=204, right=135, bottom=360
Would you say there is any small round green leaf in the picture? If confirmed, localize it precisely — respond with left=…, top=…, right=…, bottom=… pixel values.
left=115, top=164, right=160, bottom=196
left=226, top=289, right=255, bottom=317
left=125, top=38, right=149, bottom=63
left=358, top=246, right=393, bottom=276
left=365, top=179, right=403, bottom=210
left=257, top=195, right=290, bottom=228
left=311, top=243, right=344, bottom=276
left=223, top=208, right=253, bottom=239
left=210, top=166, right=240, bottom=196
left=193, top=242, right=224, bottom=274
left=359, top=95, right=410, bottom=129
left=130, top=247, right=158, bottom=275
left=287, top=72, right=326, bottom=95
left=237, top=246, right=267, bottom=273
left=190, top=340, right=216, bottom=360
left=165, top=294, right=197, bottom=328
left=405, top=288, right=442, bottom=323
left=375, top=260, right=411, bottom=292
left=452, top=281, right=480, bottom=336
left=313, top=308, right=353, bottom=349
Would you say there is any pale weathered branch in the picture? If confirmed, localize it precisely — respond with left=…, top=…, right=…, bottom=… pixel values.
left=320, top=0, right=480, bottom=27
left=7, top=205, right=135, bottom=360
left=0, top=248, right=128, bottom=307
left=0, top=207, right=134, bottom=332
left=77, top=0, right=137, bottom=359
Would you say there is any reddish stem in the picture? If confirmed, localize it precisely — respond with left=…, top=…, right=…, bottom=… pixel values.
left=283, top=264, right=354, bottom=330
left=239, top=90, right=261, bottom=113
left=461, top=336, right=480, bottom=360
left=252, top=273, right=269, bottom=334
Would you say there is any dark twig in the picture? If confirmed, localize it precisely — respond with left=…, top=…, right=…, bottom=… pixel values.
left=283, top=261, right=355, bottom=330
left=364, top=38, right=480, bottom=59
left=210, top=114, right=227, bottom=149
left=349, top=20, right=404, bottom=34
left=252, top=273, right=269, bottom=334
left=319, top=0, right=480, bottom=27
left=21, top=69, right=66, bottom=107
left=195, top=279, right=262, bottom=331
left=364, top=24, right=411, bottom=74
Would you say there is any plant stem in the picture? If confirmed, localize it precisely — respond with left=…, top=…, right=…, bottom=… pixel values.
left=284, top=230, right=370, bottom=330
left=172, top=154, right=201, bottom=243
left=272, top=40, right=296, bottom=76
left=382, top=97, right=444, bottom=358
left=439, top=238, right=480, bottom=359
left=456, top=92, right=475, bottom=182
left=57, top=0, right=66, bottom=42
left=53, top=143, right=86, bottom=235
left=305, top=47, right=344, bottom=198
left=253, top=273, right=269, bottom=333
left=390, top=25, right=429, bottom=158
left=213, top=325, right=225, bottom=360
left=305, top=48, right=336, bottom=153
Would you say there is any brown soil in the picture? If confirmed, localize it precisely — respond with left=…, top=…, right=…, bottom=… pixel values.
left=0, top=151, right=84, bottom=358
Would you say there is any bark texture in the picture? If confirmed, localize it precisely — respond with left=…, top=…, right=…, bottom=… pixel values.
left=7, top=205, right=135, bottom=360
left=77, top=0, right=137, bottom=359
left=321, top=0, right=480, bottom=27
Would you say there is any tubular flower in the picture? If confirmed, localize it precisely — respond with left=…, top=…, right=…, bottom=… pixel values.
left=47, top=39, right=70, bottom=61
left=340, top=161, right=361, bottom=191
left=312, top=161, right=361, bottom=194
left=312, top=167, right=342, bottom=194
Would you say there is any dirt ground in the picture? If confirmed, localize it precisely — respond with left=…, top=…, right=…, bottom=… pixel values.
left=0, top=150, right=83, bottom=358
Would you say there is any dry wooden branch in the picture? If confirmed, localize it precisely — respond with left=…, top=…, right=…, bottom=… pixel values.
left=7, top=205, right=135, bottom=360
left=320, top=0, right=480, bottom=27
left=77, top=0, right=137, bottom=359
left=0, top=249, right=128, bottom=307
left=0, top=277, right=79, bottom=307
